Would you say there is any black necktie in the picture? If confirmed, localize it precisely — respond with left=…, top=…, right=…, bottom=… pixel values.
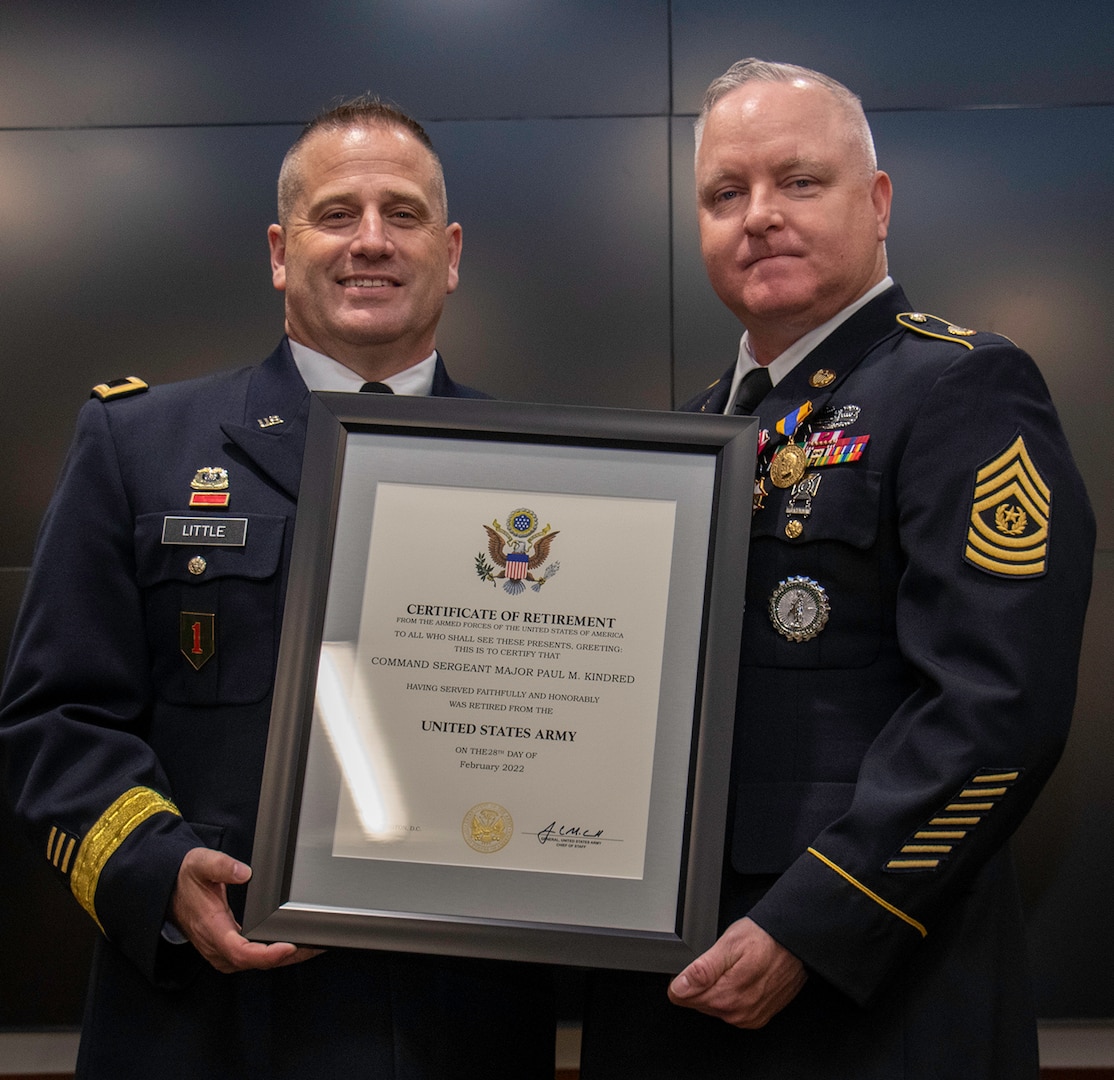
left=359, top=382, right=394, bottom=394
left=732, top=366, right=772, bottom=415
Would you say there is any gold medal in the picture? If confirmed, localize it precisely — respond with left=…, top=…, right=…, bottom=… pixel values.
left=770, top=443, right=808, bottom=488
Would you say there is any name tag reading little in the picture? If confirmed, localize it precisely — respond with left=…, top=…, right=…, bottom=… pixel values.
left=161, top=517, right=248, bottom=546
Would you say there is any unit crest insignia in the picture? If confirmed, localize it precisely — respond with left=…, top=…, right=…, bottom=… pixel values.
left=476, top=508, right=561, bottom=595
left=964, top=434, right=1050, bottom=578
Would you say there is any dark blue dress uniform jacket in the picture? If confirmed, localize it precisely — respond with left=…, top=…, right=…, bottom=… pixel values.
left=581, top=284, right=1095, bottom=1079
left=0, top=340, right=553, bottom=1079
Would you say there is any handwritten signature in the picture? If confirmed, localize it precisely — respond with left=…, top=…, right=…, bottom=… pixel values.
left=537, top=821, right=604, bottom=845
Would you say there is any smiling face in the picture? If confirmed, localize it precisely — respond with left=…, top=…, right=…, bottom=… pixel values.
left=695, top=79, right=892, bottom=363
left=267, top=123, right=462, bottom=381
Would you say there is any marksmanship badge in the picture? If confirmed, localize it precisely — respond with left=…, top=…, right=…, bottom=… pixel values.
left=463, top=802, right=514, bottom=853
left=964, top=434, right=1050, bottom=578
left=477, top=508, right=561, bottom=595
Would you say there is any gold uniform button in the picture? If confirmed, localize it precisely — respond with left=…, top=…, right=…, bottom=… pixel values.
left=188, top=556, right=207, bottom=576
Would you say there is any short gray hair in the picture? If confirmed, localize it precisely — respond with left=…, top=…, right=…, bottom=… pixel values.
left=694, top=58, right=877, bottom=176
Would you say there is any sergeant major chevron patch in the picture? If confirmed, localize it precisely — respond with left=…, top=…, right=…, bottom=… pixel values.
left=964, top=434, right=1050, bottom=578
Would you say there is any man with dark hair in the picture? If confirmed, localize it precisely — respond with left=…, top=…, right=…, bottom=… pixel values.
left=0, top=98, right=553, bottom=1078
left=581, top=59, right=1094, bottom=1079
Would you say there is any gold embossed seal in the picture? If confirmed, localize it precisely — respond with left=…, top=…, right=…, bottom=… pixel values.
left=463, top=802, right=514, bottom=853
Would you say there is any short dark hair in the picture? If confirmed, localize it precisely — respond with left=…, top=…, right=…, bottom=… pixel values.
left=276, top=96, right=447, bottom=224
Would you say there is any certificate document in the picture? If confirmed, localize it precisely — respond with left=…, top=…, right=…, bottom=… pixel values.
left=318, top=483, right=677, bottom=879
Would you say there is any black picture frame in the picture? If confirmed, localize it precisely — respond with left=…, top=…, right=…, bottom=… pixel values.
left=243, top=393, right=755, bottom=972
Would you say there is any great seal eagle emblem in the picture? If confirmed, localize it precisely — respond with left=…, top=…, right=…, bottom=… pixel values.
left=475, top=508, right=561, bottom=595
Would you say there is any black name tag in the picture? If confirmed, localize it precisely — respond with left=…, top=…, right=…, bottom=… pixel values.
left=162, top=516, right=248, bottom=546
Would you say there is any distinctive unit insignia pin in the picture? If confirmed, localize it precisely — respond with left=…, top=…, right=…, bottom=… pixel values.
left=898, top=312, right=980, bottom=350
left=769, top=576, right=831, bottom=642
left=809, top=368, right=836, bottom=388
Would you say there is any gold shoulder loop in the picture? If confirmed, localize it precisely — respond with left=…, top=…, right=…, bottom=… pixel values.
left=91, top=376, right=148, bottom=401
left=69, top=786, right=181, bottom=933
left=896, top=312, right=977, bottom=350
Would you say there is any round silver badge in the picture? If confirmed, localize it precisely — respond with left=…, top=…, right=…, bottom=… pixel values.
left=769, top=576, right=830, bottom=642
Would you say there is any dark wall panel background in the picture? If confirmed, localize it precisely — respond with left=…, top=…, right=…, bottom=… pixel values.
left=1, top=0, right=1110, bottom=1030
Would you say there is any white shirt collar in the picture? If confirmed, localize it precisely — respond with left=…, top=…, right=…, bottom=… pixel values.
left=289, top=339, right=438, bottom=396
left=725, top=276, right=893, bottom=413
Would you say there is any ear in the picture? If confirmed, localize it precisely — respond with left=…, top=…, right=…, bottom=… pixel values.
left=267, top=224, right=287, bottom=292
left=444, top=222, right=463, bottom=294
left=871, top=171, right=893, bottom=241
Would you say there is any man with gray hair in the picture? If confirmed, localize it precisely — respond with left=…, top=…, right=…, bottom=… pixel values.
left=0, top=97, right=554, bottom=1078
left=581, top=59, right=1093, bottom=1078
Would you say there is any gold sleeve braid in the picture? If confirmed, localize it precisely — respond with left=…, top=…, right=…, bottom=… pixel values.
left=808, top=846, right=927, bottom=938
left=69, top=786, right=180, bottom=933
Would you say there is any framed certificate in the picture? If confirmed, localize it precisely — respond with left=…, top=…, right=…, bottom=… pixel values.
left=243, top=393, right=756, bottom=972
